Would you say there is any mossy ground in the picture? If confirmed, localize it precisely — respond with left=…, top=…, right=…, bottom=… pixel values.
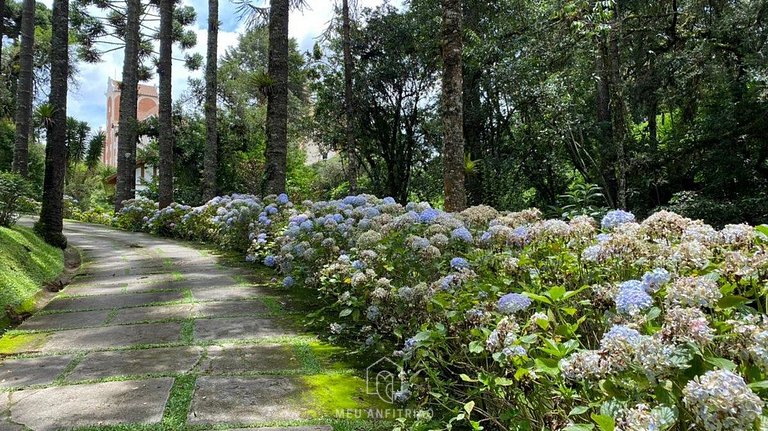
left=0, top=225, right=64, bottom=332
left=300, top=374, right=393, bottom=418
left=0, top=331, right=49, bottom=354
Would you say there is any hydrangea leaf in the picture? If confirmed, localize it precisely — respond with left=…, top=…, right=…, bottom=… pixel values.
left=569, top=406, right=590, bottom=416
left=590, top=413, right=614, bottom=431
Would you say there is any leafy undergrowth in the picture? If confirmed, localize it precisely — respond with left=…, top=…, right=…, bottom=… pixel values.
left=74, top=195, right=768, bottom=429
left=0, top=225, right=64, bottom=332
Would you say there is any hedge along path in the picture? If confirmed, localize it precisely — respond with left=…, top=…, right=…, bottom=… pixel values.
left=0, top=220, right=383, bottom=431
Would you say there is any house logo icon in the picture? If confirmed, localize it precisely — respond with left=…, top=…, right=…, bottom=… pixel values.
left=365, top=357, right=401, bottom=404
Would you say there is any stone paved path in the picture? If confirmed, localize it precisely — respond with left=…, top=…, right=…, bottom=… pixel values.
left=0, top=221, right=373, bottom=431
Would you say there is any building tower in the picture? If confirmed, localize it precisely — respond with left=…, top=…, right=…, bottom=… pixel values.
left=102, top=78, right=159, bottom=167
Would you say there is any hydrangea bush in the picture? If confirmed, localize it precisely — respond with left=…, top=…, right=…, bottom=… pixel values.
left=101, top=196, right=768, bottom=430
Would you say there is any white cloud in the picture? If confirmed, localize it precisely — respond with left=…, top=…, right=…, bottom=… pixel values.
left=66, top=0, right=401, bottom=130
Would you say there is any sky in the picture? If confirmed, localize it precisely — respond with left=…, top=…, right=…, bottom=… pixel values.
left=39, top=0, right=403, bottom=132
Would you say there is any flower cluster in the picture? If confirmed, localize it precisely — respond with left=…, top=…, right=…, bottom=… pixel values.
left=91, top=195, right=768, bottom=429
left=683, top=370, right=763, bottom=430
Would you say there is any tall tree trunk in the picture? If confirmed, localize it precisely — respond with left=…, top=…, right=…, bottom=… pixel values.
left=35, top=0, right=68, bottom=248
left=0, top=0, right=5, bottom=64
left=463, top=69, right=482, bottom=204
left=441, top=0, right=466, bottom=212
left=263, top=0, right=289, bottom=195
left=114, top=0, right=141, bottom=211
left=342, top=0, right=357, bottom=194
left=157, top=0, right=173, bottom=209
left=202, top=0, right=219, bottom=201
left=608, top=15, right=627, bottom=209
left=594, top=34, right=616, bottom=209
left=11, top=0, right=35, bottom=177
left=462, top=2, right=483, bottom=206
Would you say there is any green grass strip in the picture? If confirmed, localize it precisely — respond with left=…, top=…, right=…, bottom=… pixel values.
left=161, top=374, right=196, bottom=430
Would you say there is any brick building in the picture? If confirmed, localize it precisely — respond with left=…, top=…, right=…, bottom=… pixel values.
left=102, top=78, right=159, bottom=191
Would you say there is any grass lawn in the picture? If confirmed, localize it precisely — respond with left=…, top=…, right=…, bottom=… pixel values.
left=0, top=225, right=63, bottom=331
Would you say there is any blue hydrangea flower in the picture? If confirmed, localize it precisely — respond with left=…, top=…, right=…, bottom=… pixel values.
left=618, top=280, right=645, bottom=292
left=286, top=225, right=300, bottom=237
left=512, top=226, right=529, bottom=239
left=383, top=197, right=396, bottom=204
left=263, top=255, right=276, bottom=267
left=283, top=276, right=295, bottom=288
left=596, top=233, right=612, bottom=243
left=642, top=268, right=671, bottom=292
left=497, top=293, right=532, bottom=314
left=403, top=337, right=418, bottom=351
left=245, top=254, right=256, bottom=263
left=276, top=193, right=289, bottom=205
left=393, top=388, right=411, bottom=403
left=450, top=257, right=470, bottom=270
left=601, top=209, right=636, bottom=229
left=419, top=208, right=440, bottom=223
left=352, top=260, right=365, bottom=270
left=502, top=345, right=527, bottom=358
left=366, top=305, right=380, bottom=321
left=438, top=274, right=457, bottom=290
left=615, top=281, right=653, bottom=315
left=358, top=219, right=372, bottom=230
left=342, top=195, right=367, bottom=206
left=466, top=309, right=484, bottom=319
left=601, top=324, right=642, bottom=347
left=265, top=205, right=278, bottom=215
left=451, top=227, right=473, bottom=243
left=412, top=237, right=430, bottom=250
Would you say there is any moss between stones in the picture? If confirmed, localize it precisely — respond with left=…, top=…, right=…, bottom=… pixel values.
left=0, top=332, right=49, bottom=354
left=300, top=374, right=391, bottom=418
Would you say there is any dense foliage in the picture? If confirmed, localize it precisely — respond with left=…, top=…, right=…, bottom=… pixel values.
left=0, top=171, right=32, bottom=227
left=312, top=0, right=768, bottom=225
left=71, top=193, right=768, bottom=430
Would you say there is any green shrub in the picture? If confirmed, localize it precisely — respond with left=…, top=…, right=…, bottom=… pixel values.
left=113, top=197, right=158, bottom=231
left=0, top=171, right=32, bottom=227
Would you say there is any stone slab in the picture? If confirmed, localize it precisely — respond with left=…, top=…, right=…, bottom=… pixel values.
left=0, top=355, right=73, bottom=388
left=63, top=282, right=184, bottom=297
left=188, top=376, right=305, bottom=424
left=193, top=300, right=269, bottom=318
left=111, top=303, right=194, bottom=325
left=181, top=274, right=243, bottom=289
left=72, top=273, right=175, bottom=290
left=194, top=318, right=289, bottom=342
left=0, top=392, right=24, bottom=431
left=19, top=310, right=109, bottom=331
left=200, top=344, right=300, bottom=374
left=39, top=322, right=181, bottom=352
left=190, top=286, right=264, bottom=302
left=44, top=291, right=184, bottom=312
left=9, top=378, right=174, bottom=430
left=67, top=346, right=203, bottom=381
